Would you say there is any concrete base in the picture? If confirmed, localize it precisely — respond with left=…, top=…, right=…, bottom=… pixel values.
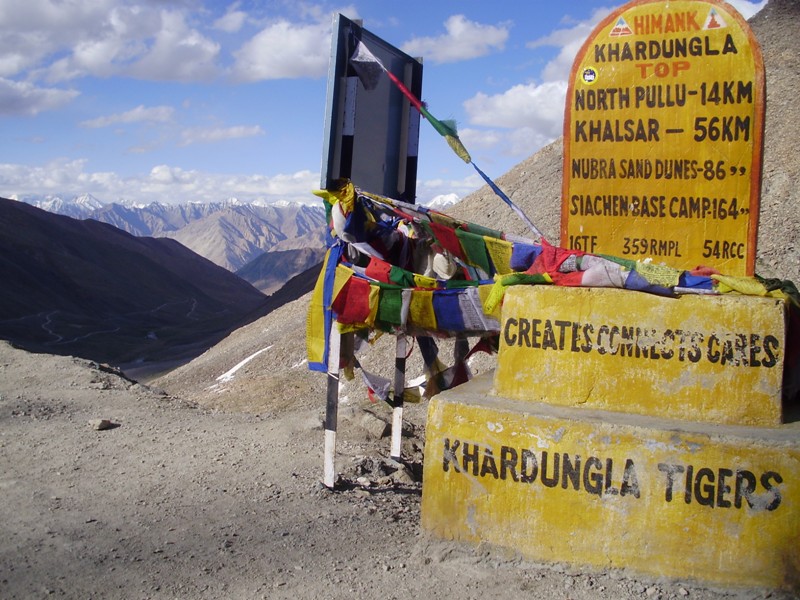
left=421, top=374, right=800, bottom=590
left=495, top=287, right=788, bottom=427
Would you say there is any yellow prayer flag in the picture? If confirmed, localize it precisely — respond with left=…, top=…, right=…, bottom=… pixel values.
left=408, top=290, right=437, bottom=330
left=312, top=181, right=355, bottom=214
left=306, top=250, right=332, bottom=368
left=484, top=236, right=513, bottom=275
left=413, top=273, right=438, bottom=289
left=634, top=261, right=681, bottom=287
left=712, top=274, right=788, bottom=301
left=367, top=283, right=380, bottom=326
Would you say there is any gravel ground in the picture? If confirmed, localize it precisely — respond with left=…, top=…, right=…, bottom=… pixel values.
left=1, top=342, right=795, bottom=600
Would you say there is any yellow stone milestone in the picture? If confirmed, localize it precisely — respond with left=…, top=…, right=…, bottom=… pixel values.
left=421, top=375, right=800, bottom=590
left=494, top=286, right=787, bottom=427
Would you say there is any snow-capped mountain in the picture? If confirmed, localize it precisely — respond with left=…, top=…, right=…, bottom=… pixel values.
left=424, top=193, right=460, bottom=211
left=17, top=193, right=105, bottom=219
left=15, top=194, right=328, bottom=274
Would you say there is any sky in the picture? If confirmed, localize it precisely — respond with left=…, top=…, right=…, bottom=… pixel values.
left=0, top=0, right=767, bottom=207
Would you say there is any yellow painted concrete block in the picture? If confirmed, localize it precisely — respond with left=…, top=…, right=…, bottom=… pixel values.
left=495, top=286, right=787, bottom=427
left=421, top=375, right=800, bottom=590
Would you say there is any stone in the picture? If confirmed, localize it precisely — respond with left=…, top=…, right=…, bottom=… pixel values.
left=88, top=418, right=116, bottom=431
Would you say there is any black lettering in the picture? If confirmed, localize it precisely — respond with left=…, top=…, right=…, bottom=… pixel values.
left=554, top=320, right=571, bottom=350
left=749, top=333, right=762, bottom=367
left=562, top=454, right=581, bottom=490
left=684, top=464, right=694, bottom=504
left=604, top=458, right=618, bottom=495
left=462, top=442, right=480, bottom=476
left=530, top=318, right=541, bottom=348
left=695, top=467, right=716, bottom=507
left=542, top=320, right=558, bottom=350
left=716, top=468, right=733, bottom=508
left=443, top=438, right=461, bottom=473
left=582, top=324, right=594, bottom=353
left=735, top=469, right=757, bottom=508
left=518, top=318, right=531, bottom=348
left=571, top=323, right=582, bottom=352
left=658, top=463, right=685, bottom=502
left=707, top=334, right=720, bottom=363
left=541, top=452, right=560, bottom=488
left=584, top=456, right=604, bottom=496
left=503, top=318, right=518, bottom=346
left=722, top=33, right=737, bottom=55
left=761, top=471, right=783, bottom=511
left=597, top=324, right=610, bottom=355
left=620, top=459, right=640, bottom=498
left=520, top=449, right=539, bottom=483
left=480, top=447, right=499, bottom=479
left=500, top=446, right=519, bottom=481
left=762, top=335, right=779, bottom=368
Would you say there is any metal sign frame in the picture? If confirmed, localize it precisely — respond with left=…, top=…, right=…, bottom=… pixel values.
left=320, top=14, right=423, bottom=203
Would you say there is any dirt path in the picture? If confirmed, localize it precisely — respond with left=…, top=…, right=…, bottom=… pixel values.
left=0, top=342, right=790, bottom=599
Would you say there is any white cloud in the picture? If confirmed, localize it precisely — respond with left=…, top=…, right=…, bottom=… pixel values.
left=213, top=5, right=248, bottom=33
left=126, top=10, right=220, bottom=82
left=401, top=15, right=509, bottom=64
left=80, top=104, right=175, bottom=128
left=0, top=0, right=117, bottom=78
left=457, top=128, right=505, bottom=151
left=179, top=125, right=265, bottom=146
left=0, top=77, right=78, bottom=115
left=526, top=7, right=614, bottom=83
left=0, top=158, right=319, bottom=205
left=140, top=165, right=319, bottom=203
left=464, top=80, right=567, bottom=132
left=230, top=18, right=330, bottom=82
left=2, top=3, right=220, bottom=85
left=0, top=158, right=95, bottom=191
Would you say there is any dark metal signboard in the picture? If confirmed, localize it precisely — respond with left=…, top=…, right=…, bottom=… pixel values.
left=321, top=14, right=423, bottom=203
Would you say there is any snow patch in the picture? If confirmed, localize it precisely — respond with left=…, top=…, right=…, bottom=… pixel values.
left=216, top=346, right=272, bottom=383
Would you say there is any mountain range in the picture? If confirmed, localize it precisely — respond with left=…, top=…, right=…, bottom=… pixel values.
left=17, top=194, right=327, bottom=276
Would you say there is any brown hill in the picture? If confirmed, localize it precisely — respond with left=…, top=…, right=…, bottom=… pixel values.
left=0, top=198, right=271, bottom=366
left=236, top=247, right=326, bottom=294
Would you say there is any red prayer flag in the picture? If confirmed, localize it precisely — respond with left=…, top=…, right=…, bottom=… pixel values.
left=332, top=276, right=372, bottom=324
left=365, top=257, right=392, bottom=283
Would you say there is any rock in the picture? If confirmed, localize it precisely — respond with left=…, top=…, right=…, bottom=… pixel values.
left=358, top=410, right=390, bottom=439
left=391, top=465, right=416, bottom=486
left=88, top=418, right=116, bottom=431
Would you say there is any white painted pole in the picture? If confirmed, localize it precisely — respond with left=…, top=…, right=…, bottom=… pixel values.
left=323, top=327, right=342, bottom=489
left=390, top=335, right=407, bottom=462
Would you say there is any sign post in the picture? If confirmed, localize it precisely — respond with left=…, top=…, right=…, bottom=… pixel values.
left=561, top=0, right=765, bottom=275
